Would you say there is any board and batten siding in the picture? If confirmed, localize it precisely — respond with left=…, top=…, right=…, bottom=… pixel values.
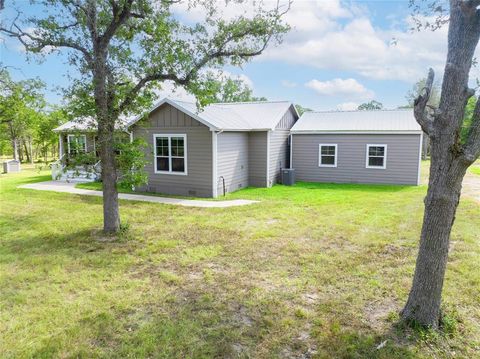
left=268, top=107, right=297, bottom=185
left=216, top=132, right=249, bottom=195
left=292, top=133, right=421, bottom=185
left=132, top=103, right=213, bottom=197
left=248, top=131, right=268, bottom=187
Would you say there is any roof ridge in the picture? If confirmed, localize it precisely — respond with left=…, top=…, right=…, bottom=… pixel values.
left=305, top=108, right=411, bottom=114
left=212, top=100, right=290, bottom=105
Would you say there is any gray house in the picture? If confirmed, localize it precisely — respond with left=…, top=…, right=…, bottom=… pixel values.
left=127, top=98, right=299, bottom=197
left=53, top=99, right=422, bottom=196
left=290, top=110, right=423, bottom=185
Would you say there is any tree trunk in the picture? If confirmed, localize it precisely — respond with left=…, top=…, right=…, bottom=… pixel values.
left=94, top=49, right=121, bottom=234
left=11, top=138, right=18, bottom=161
left=23, top=140, right=30, bottom=163
left=99, top=123, right=120, bottom=233
left=402, top=0, right=480, bottom=328
left=401, top=147, right=467, bottom=327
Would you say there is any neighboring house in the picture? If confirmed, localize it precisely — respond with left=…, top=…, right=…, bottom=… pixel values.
left=290, top=110, right=423, bottom=185
left=53, top=98, right=299, bottom=196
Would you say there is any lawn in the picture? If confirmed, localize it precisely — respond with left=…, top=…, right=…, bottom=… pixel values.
left=1, top=165, right=479, bottom=358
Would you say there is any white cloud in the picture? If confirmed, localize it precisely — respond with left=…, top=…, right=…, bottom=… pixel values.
left=153, top=70, right=255, bottom=101
left=260, top=1, right=457, bottom=83
left=281, top=80, right=297, bottom=88
left=305, top=78, right=374, bottom=100
left=336, top=102, right=359, bottom=111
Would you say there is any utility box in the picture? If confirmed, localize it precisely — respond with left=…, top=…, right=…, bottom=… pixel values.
left=3, top=160, right=21, bottom=173
left=281, top=168, right=295, bottom=186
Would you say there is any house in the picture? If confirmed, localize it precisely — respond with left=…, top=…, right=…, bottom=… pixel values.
left=52, top=99, right=422, bottom=196
left=290, top=109, right=422, bottom=186
left=127, top=98, right=299, bottom=197
left=53, top=98, right=299, bottom=196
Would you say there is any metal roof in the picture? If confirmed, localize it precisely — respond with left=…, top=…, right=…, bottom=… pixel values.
left=290, top=109, right=422, bottom=133
left=55, top=97, right=297, bottom=133
left=53, top=116, right=130, bottom=132
left=126, top=97, right=297, bottom=131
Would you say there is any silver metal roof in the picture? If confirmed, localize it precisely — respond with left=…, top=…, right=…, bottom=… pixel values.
left=291, top=109, right=422, bottom=133
left=126, top=97, right=297, bottom=131
left=55, top=97, right=297, bottom=133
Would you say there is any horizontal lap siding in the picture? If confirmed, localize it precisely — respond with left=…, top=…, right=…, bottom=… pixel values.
left=248, top=131, right=268, bottom=187
left=217, top=132, right=249, bottom=195
left=269, top=108, right=297, bottom=185
left=132, top=104, right=213, bottom=197
left=292, top=134, right=421, bottom=185
left=269, top=130, right=290, bottom=185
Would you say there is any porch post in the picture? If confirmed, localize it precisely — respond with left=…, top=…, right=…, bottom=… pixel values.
left=58, top=134, right=63, bottom=158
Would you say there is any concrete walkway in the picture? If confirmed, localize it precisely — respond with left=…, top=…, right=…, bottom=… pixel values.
left=18, top=181, right=259, bottom=208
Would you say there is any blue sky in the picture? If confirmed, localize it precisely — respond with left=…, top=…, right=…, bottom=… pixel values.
left=0, top=0, right=457, bottom=111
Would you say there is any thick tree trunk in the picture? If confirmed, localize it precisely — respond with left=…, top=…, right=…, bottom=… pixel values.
left=402, top=0, right=480, bottom=328
left=402, top=148, right=467, bottom=327
left=94, top=49, right=121, bottom=234
left=99, top=123, right=120, bottom=233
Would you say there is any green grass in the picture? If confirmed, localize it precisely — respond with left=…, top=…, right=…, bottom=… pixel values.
left=470, top=166, right=480, bottom=175
left=1, top=165, right=479, bottom=358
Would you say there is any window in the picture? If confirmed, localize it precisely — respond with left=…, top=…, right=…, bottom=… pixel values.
left=366, top=144, right=387, bottom=169
left=319, top=144, right=337, bottom=167
left=67, top=134, right=87, bottom=155
left=154, top=134, right=187, bottom=175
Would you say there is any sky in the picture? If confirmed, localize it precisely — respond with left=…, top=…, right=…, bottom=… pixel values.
left=0, top=0, right=467, bottom=111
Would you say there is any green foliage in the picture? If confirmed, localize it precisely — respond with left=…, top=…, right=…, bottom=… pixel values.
left=404, top=77, right=441, bottom=108
left=193, top=76, right=267, bottom=104
left=358, top=100, right=383, bottom=111
left=0, top=68, right=47, bottom=160
left=114, top=138, right=148, bottom=189
left=295, top=104, right=313, bottom=116
left=461, top=96, right=476, bottom=144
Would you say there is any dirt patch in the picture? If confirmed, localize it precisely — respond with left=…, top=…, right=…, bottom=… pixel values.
left=363, top=298, right=399, bottom=331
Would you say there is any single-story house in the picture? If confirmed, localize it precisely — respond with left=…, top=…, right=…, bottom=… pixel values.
left=54, top=98, right=299, bottom=197
left=290, top=109, right=422, bottom=185
left=53, top=99, right=422, bottom=197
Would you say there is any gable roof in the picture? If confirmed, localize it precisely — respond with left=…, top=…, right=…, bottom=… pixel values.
left=126, top=97, right=298, bottom=131
left=291, top=109, right=422, bottom=134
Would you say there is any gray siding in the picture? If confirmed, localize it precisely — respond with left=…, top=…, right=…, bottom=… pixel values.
left=216, top=132, right=249, bottom=195
left=268, top=108, right=297, bottom=184
left=132, top=103, right=213, bottom=197
left=248, top=131, right=268, bottom=187
left=292, top=133, right=421, bottom=185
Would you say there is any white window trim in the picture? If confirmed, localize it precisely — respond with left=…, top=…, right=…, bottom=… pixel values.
left=366, top=144, right=387, bottom=169
left=67, top=134, right=87, bottom=154
left=153, top=134, right=188, bottom=176
left=318, top=144, right=338, bottom=168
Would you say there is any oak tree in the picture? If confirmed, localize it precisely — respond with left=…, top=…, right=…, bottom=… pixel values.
left=402, top=0, right=480, bottom=328
left=1, top=0, right=290, bottom=233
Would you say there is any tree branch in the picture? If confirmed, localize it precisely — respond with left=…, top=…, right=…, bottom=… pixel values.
left=414, top=68, right=436, bottom=136
left=0, top=22, right=93, bottom=65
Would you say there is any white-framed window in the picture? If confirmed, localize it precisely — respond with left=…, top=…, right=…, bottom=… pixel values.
left=319, top=144, right=337, bottom=167
left=366, top=144, right=387, bottom=169
left=67, top=134, right=87, bottom=155
left=153, top=134, right=187, bottom=175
